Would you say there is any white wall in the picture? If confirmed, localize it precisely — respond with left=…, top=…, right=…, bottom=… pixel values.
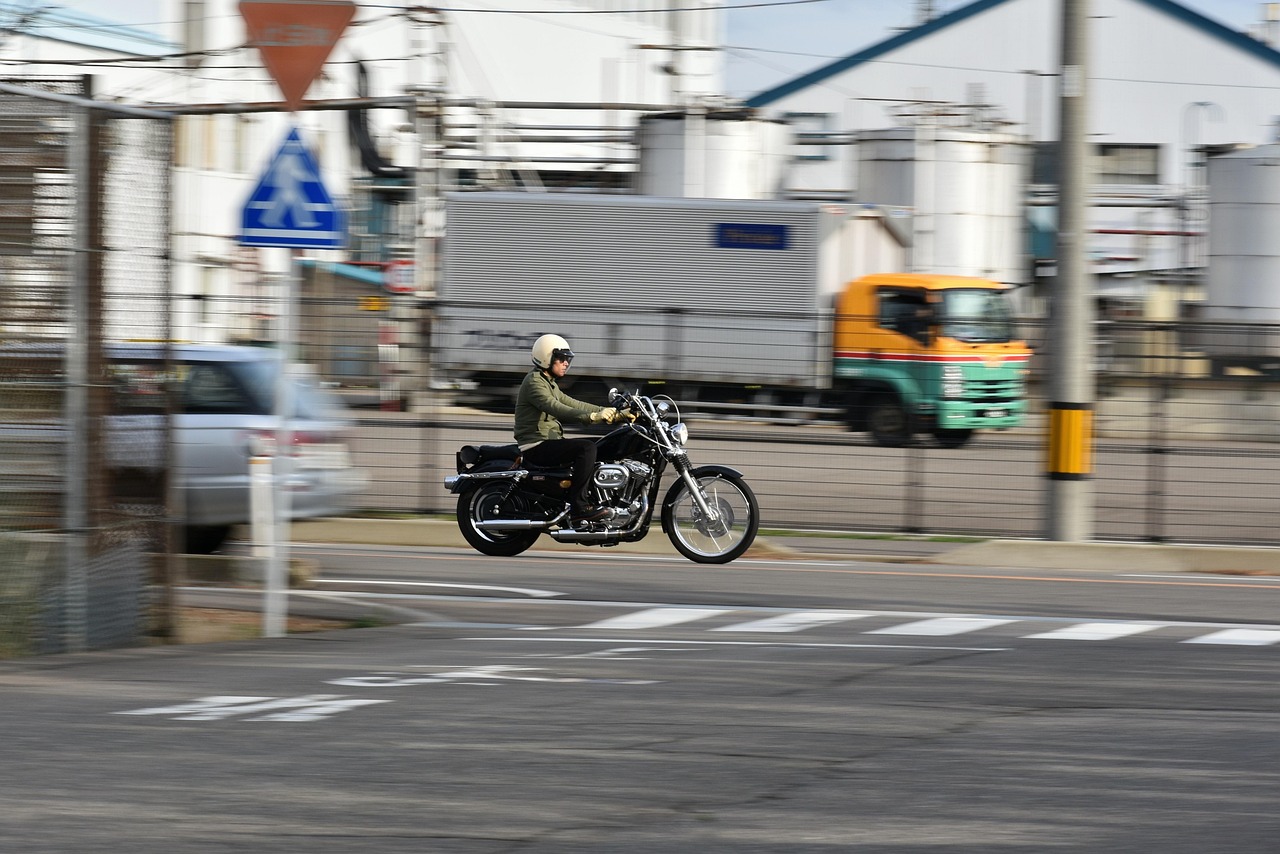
left=144, top=0, right=726, bottom=342
left=759, top=0, right=1277, bottom=195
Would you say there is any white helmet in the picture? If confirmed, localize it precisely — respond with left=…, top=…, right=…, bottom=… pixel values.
left=531, top=333, right=574, bottom=370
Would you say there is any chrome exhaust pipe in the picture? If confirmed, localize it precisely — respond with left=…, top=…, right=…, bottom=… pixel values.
left=475, top=519, right=547, bottom=531
left=475, top=508, right=569, bottom=532
left=549, top=497, right=649, bottom=543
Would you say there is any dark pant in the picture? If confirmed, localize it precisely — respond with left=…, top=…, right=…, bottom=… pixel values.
left=522, top=438, right=598, bottom=511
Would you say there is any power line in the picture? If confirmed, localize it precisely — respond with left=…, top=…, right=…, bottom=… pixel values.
left=367, top=0, right=827, bottom=11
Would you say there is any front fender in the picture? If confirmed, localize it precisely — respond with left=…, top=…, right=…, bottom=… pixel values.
left=661, top=464, right=746, bottom=523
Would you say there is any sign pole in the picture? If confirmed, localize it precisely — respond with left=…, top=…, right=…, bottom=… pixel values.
left=264, top=253, right=299, bottom=638
left=239, top=1, right=353, bottom=637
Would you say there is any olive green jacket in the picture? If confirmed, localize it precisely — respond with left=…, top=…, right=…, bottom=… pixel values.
left=514, top=368, right=599, bottom=446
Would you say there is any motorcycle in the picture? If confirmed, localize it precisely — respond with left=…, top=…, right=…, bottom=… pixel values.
left=445, top=389, right=760, bottom=564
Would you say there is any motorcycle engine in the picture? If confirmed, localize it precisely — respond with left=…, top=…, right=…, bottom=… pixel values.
left=592, top=463, right=630, bottom=493
left=590, top=461, right=653, bottom=517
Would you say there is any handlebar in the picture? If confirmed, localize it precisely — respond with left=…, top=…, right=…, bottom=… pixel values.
left=608, top=388, right=673, bottom=420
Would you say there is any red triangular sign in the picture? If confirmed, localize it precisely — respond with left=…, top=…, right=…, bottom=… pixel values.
left=239, top=0, right=356, bottom=112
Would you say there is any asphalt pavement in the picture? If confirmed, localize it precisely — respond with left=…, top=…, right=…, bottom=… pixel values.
left=7, top=517, right=1279, bottom=852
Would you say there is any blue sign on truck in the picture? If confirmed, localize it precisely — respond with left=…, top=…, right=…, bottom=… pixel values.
left=715, top=222, right=789, bottom=251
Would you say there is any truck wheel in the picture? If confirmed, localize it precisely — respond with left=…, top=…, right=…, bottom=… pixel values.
left=932, top=428, right=975, bottom=449
left=867, top=395, right=910, bottom=447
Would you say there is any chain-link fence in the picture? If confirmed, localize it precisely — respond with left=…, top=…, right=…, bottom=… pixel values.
left=0, top=79, right=172, bottom=656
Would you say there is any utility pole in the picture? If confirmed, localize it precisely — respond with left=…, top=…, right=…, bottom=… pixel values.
left=1046, top=0, right=1094, bottom=540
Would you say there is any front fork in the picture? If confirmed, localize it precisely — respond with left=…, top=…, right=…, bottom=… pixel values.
left=671, top=451, right=720, bottom=523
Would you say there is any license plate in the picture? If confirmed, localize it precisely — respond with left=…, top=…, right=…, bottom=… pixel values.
left=984, top=409, right=1008, bottom=419
left=298, top=443, right=351, bottom=469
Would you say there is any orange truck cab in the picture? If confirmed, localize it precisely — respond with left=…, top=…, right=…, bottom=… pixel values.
left=833, top=273, right=1032, bottom=448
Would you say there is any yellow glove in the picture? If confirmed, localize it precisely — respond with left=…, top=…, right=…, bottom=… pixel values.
left=593, top=407, right=619, bottom=424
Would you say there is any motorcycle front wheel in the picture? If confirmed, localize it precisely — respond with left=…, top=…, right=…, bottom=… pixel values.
left=662, top=470, right=760, bottom=564
left=457, top=482, right=541, bottom=557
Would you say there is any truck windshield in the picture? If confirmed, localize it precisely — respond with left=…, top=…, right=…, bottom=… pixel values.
left=938, top=289, right=1014, bottom=343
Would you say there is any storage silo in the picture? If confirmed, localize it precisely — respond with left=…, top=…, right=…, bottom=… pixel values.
left=856, top=127, right=1026, bottom=285
left=1206, top=144, right=1280, bottom=323
left=1198, top=144, right=1280, bottom=368
left=635, top=109, right=789, bottom=200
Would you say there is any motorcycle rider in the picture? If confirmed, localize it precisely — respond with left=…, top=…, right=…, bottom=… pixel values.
left=516, top=334, right=620, bottom=523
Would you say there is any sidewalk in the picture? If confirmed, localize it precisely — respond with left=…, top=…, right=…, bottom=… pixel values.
left=287, top=517, right=1280, bottom=575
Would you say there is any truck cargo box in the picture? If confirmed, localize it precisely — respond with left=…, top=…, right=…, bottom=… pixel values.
left=435, top=192, right=905, bottom=390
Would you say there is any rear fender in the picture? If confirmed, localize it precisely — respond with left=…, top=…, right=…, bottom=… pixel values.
left=444, top=467, right=527, bottom=494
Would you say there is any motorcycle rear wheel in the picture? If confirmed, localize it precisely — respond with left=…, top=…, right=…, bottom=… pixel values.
left=662, top=471, right=759, bottom=564
left=457, top=482, right=541, bottom=557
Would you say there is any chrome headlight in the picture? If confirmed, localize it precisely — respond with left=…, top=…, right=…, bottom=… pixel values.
left=941, top=365, right=965, bottom=399
left=669, top=423, right=689, bottom=446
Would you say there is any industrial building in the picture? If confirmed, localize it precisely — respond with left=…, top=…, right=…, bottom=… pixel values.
left=746, top=0, right=1280, bottom=319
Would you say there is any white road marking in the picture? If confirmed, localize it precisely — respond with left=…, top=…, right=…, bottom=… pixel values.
left=1023, top=622, right=1162, bottom=641
left=710, top=610, right=872, bottom=633
left=465, top=637, right=1009, bottom=652
left=577, top=608, right=734, bottom=630
left=523, top=647, right=697, bottom=660
left=328, top=664, right=656, bottom=687
left=314, top=579, right=564, bottom=598
left=115, top=695, right=389, bottom=722
left=1182, top=629, right=1280, bottom=646
left=866, top=617, right=1017, bottom=636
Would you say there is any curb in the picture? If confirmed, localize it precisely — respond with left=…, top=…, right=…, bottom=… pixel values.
left=933, top=539, right=1280, bottom=575
left=280, top=518, right=1279, bottom=575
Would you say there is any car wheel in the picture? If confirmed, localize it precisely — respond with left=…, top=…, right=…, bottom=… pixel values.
left=184, top=525, right=231, bottom=554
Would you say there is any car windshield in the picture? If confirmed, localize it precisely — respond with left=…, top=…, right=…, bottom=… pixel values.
left=229, top=358, right=349, bottom=421
left=937, top=289, right=1015, bottom=343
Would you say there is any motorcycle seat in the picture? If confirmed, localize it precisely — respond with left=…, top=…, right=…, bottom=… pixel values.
left=456, top=443, right=521, bottom=473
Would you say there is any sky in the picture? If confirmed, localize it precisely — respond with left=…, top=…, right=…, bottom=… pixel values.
left=37, top=0, right=1274, bottom=100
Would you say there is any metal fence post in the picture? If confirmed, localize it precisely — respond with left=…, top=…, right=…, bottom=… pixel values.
left=1144, top=376, right=1169, bottom=543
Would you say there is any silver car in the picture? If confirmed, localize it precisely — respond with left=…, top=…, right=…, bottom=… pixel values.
left=106, top=343, right=365, bottom=553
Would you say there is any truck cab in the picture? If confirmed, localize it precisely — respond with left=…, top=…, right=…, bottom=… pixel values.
left=833, top=273, right=1031, bottom=447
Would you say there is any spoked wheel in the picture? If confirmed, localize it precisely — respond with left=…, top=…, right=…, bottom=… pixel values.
left=662, top=471, right=759, bottom=564
left=457, top=482, right=541, bottom=557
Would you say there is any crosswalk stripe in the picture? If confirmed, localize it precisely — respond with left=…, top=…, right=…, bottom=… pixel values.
left=558, top=607, right=1280, bottom=648
left=866, top=617, right=1016, bottom=637
left=710, top=611, right=873, bottom=633
left=1182, top=629, right=1280, bottom=646
left=1023, top=622, right=1162, bottom=641
left=578, top=608, right=733, bottom=630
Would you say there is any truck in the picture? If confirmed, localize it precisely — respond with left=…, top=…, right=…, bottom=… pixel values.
left=433, top=192, right=1030, bottom=448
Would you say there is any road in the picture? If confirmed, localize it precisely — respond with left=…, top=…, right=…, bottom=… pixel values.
left=2, top=546, right=1279, bottom=852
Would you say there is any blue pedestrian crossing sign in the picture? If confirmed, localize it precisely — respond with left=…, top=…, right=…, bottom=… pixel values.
left=240, top=126, right=346, bottom=249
